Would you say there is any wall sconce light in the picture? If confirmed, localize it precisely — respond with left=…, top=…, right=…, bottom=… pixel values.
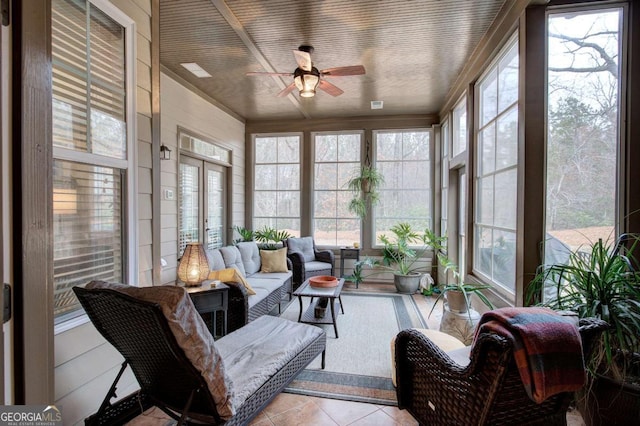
left=177, top=242, right=210, bottom=287
left=160, top=144, right=172, bottom=160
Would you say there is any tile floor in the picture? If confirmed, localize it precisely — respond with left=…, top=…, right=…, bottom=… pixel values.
left=130, top=281, right=586, bottom=425
left=249, top=392, right=417, bottom=426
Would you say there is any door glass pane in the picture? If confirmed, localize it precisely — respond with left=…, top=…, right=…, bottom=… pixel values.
left=207, top=168, right=224, bottom=250
left=179, top=162, right=199, bottom=256
left=545, top=9, right=621, bottom=263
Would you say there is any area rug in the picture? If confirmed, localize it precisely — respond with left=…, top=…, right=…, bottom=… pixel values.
left=279, top=292, right=428, bottom=405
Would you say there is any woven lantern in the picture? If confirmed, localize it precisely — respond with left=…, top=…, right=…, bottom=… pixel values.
left=177, top=242, right=210, bottom=286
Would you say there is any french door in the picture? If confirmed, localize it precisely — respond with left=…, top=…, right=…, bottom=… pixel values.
left=178, top=156, right=226, bottom=256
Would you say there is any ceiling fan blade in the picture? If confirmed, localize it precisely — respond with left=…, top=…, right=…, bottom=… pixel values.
left=320, top=65, right=366, bottom=77
left=293, top=50, right=312, bottom=71
left=246, top=71, right=293, bottom=77
left=318, top=80, right=344, bottom=97
left=277, top=82, right=296, bottom=98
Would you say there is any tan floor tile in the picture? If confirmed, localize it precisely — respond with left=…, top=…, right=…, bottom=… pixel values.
left=380, top=405, right=418, bottom=425
left=269, top=400, right=339, bottom=426
left=347, top=409, right=399, bottom=426
left=250, top=411, right=275, bottom=426
left=262, top=392, right=312, bottom=417
left=313, top=398, right=378, bottom=425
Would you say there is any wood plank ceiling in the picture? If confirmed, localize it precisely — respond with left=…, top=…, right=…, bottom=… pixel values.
left=160, top=0, right=508, bottom=122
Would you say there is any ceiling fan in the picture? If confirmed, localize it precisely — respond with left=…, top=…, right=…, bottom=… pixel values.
left=247, top=45, right=365, bottom=98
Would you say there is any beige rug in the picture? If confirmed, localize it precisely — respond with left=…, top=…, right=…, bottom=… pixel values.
left=279, top=292, right=428, bottom=405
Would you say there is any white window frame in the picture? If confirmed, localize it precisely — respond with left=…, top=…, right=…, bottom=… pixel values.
left=54, top=0, right=137, bottom=333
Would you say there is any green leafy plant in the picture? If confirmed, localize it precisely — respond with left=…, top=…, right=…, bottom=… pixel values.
left=346, top=165, right=385, bottom=219
left=232, top=225, right=254, bottom=244
left=428, top=255, right=494, bottom=318
left=345, top=261, right=364, bottom=287
left=527, top=234, right=640, bottom=384
left=360, top=222, right=440, bottom=275
left=254, top=226, right=292, bottom=250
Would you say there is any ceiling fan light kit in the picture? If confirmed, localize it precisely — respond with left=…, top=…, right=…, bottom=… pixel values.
left=294, top=67, right=320, bottom=98
left=247, top=45, right=365, bottom=98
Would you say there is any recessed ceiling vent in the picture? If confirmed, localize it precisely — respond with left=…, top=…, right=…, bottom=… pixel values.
left=371, top=100, right=384, bottom=110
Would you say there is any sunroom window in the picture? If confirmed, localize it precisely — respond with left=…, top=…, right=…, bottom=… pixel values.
left=253, top=134, right=301, bottom=236
left=544, top=7, right=622, bottom=266
left=312, top=132, right=362, bottom=247
left=374, top=129, right=432, bottom=244
left=473, top=35, right=519, bottom=293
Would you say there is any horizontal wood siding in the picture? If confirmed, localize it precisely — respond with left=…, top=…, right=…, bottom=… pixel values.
left=159, top=72, right=245, bottom=284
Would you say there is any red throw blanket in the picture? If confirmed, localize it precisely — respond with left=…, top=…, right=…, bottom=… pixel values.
left=472, top=307, right=585, bottom=403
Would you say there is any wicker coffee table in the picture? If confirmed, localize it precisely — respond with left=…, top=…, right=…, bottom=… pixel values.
left=293, top=277, right=345, bottom=338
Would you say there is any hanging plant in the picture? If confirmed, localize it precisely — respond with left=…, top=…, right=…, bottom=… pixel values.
left=346, top=165, right=385, bottom=219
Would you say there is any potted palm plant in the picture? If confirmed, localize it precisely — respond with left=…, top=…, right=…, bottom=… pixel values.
left=254, top=226, right=292, bottom=250
left=232, top=225, right=254, bottom=244
left=527, top=234, right=640, bottom=425
left=361, top=222, right=439, bottom=293
left=346, top=165, right=385, bottom=219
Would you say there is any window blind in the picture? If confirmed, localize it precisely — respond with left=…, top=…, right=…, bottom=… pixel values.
left=52, top=0, right=126, bottom=159
left=53, top=160, right=123, bottom=320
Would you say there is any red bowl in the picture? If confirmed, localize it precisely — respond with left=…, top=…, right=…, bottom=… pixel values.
left=309, top=275, right=339, bottom=288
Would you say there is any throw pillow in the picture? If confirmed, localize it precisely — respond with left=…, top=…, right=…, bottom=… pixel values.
left=260, top=247, right=288, bottom=273
left=209, top=268, right=256, bottom=295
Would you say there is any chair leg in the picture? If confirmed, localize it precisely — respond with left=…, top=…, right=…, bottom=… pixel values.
left=176, top=389, right=196, bottom=426
left=96, top=361, right=129, bottom=417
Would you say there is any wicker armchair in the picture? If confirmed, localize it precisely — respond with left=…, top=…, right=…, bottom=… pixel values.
left=394, top=318, right=608, bottom=426
left=284, top=236, right=335, bottom=292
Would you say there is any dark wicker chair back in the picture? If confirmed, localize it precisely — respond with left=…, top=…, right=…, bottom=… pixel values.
left=73, top=286, right=222, bottom=424
left=394, top=317, right=608, bottom=426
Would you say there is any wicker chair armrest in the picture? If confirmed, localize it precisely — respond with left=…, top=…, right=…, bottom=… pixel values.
left=314, top=249, right=334, bottom=265
left=287, top=252, right=306, bottom=285
left=286, top=257, right=293, bottom=271
left=224, top=281, right=249, bottom=333
left=395, top=329, right=512, bottom=424
left=578, top=317, right=609, bottom=361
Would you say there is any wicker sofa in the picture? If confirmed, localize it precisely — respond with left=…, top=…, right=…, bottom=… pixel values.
left=206, top=241, right=293, bottom=332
